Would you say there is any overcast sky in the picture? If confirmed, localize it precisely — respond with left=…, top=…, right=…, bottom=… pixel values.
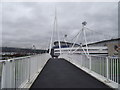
left=2, top=2, right=118, bottom=49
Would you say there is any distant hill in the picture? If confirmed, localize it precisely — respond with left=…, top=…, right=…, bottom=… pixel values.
left=0, top=47, right=47, bottom=54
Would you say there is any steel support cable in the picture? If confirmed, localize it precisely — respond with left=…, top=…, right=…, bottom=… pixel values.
left=71, top=29, right=83, bottom=41
left=72, top=29, right=88, bottom=54
left=71, top=29, right=84, bottom=54
left=71, top=25, right=90, bottom=59
left=69, top=29, right=83, bottom=53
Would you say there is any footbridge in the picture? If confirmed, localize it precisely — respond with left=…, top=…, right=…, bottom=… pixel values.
left=0, top=53, right=119, bottom=89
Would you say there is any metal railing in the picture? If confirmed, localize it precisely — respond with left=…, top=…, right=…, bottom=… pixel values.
left=0, top=53, right=50, bottom=88
left=108, top=57, right=120, bottom=84
left=60, top=54, right=120, bottom=88
left=90, top=56, right=120, bottom=84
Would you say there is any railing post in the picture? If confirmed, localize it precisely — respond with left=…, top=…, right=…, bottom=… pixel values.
left=106, top=57, right=110, bottom=83
left=81, top=55, right=82, bottom=67
left=88, top=56, right=92, bottom=73
left=28, top=57, right=31, bottom=82
left=1, top=61, right=6, bottom=89
left=14, top=60, right=17, bottom=89
left=106, top=57, right=109, bottom=79
left=9, top=60, right=15, bottom=88
left=37, top=56, right=39, bottom=73
left=89, top=56, right=91, bottom=71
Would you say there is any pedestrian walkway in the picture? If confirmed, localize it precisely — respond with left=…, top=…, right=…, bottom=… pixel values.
left=30, top=58, right=113, bottom=89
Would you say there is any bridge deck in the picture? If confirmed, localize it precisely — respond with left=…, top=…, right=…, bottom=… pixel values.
left=30, top=58, right=113, bottom=89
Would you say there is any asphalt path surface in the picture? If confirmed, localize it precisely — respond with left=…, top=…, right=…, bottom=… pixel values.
left=30, top=58, right=113, bottom=89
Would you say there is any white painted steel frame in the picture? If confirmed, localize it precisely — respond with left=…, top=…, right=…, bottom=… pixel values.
left=0, top=53, right=50, bottom=88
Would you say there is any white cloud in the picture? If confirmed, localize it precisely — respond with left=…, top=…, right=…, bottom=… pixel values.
left=2, top=2, right=118, bottom=49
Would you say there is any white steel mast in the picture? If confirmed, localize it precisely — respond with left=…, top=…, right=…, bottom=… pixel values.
left=55, top=7, right=61, bottom=55
left=82, top=21, right=89, bottom=56
left=49, top=7, right=61, bottom=55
